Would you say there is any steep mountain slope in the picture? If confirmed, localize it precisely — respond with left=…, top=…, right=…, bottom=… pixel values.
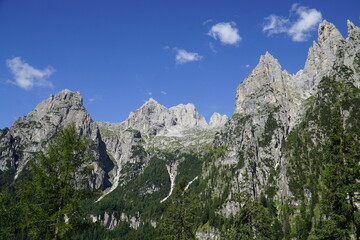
left=88, top=20, right=359, bottom=238
left=0, top=87, right=227, bottom=217
left=0, top=89, right=112, bottom=189
left=195, top=20, right=360, bottom=239
left=0, top=20, right=359, bottom=240
left=214, top=19, right=359, bottom=200
left=95, top=98, right=226, bottom=201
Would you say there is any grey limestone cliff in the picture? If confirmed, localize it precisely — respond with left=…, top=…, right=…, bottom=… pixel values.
left=96, top=98, right=224, bottom=199
left=123, top=98, right=208, bottom=136
left=0, top=89, right=111, bottom=189
left=209, top=112, right=228, bottom=128
left=2, top=20, right=357, bottom=239
left=213, top=20, right=360, bottom=215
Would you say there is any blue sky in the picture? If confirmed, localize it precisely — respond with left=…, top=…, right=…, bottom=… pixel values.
left=0, top=0, right=359, bottom=128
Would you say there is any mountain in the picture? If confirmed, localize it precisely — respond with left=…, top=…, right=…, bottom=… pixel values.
left=225, top=20, right=360, bottom=200
left=210, top=19, right=360, bottom=239
left=0, top=20, right=359, bottom=239
left=0, top=87, right=226, bottom=199
left=0, top=89, right=113, bottom=189
left=96, top=98, right=226, bottom=201
left=124, top=98, right=208, bottom=135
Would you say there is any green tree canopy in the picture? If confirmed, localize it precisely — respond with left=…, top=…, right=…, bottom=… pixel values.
left=157, top=178, right=199, bottom=240
left=313, top=106, right=360, bottom=239
left=224, top=191, right=274, bottom=240
left=18, top=124, right=94, bottom=240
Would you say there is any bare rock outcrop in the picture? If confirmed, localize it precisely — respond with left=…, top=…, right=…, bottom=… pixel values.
left=0, top=89, right=110, bottom=189
left=217, top=20, right=360, bottom=210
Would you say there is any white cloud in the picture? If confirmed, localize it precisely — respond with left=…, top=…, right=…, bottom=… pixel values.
left=202, top=19, right=213, bottom=25
left=175, top=49, right=203, bottom=64
left=209, top=42, right=217, bottom=54
left=263, top=4, right=322, bottom=42
left=208, top=22, right=241, bottom=45
left=263, top=15, right=289, bottom=35
left=6, top=57, right=54, bottom=90
left=88, top=95, right=103, bottom=103
left=245, top=64, right=250, bottom=68
left=146, top=90, right=153, bottom=96
left=288, top=5, right=323, bottom=41
left=161, top=91, right=167, bottom=95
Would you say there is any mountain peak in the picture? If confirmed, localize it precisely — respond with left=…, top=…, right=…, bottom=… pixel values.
left=50, top=89, right=83, bottom=105
left=26, top=89, right=89, bottom=124
left=235, top=51, right=291, bottom=114
left=347, top=19, right=355, bottom=30
left=259, top=51, right=279, bottom=65
left=60, top=88, right=73, bottom=93
left=146, top=97, right=157, bottom=103
left=253, top=51, right=283, bottom=75
left=170, top=103, right=196, bottom=112
left=347, top=19, right=360, bottom=41
left=247, top=51, right=282, bottom=78
left=124, top=99, right=208, bottom=135
left=209, top=113, right=227, bottom=128
left=140, top=98, right=166, bottom=109
left=56, top=89, right=79, bottom=96
left=318, top=20, right=344, bottom=45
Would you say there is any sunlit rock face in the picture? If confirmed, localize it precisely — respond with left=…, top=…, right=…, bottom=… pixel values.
left=0, top=89, right=108, bottom=189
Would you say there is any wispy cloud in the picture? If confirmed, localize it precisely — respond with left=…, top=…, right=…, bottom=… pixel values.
left=88, top=95, right=102, bottom=103
left=209, top=42, right=217, bottom=54
left=161, top=91, right=167, bottom=95
left=202, top=19, right=213, bottom=25
left=6, top=57, right=55, bottom=90
left=164, top=46, right=203, bottom=65
left=146, top=90, right=153, bottom=96
left=263, top=15, right=289, bottom=35
left=288, top=5, right=323, bottom=41
left=208, top=22, right=241, bottom=45
left=175, top=49, right=203, bottom=64
left=263, top=4, right=322, bottom=42
left=245, top=64, right=250, bottom=68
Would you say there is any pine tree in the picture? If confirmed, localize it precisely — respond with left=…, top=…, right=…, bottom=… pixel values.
left=314, top=106, right=360, bottom=239
left=0, top=190, right=23, bottom=239
left=18, top=124, right=94, bottom=240
left=157, top=178, right=198, bottom=240
left=224, top=191, right=274, bottom=240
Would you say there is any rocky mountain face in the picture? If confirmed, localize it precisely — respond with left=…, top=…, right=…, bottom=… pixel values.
left=0, top=89, right=111, bottom=189
left=222, top=20, right=360, bottom=199
left=0, top=86, right=227, bottom=231
left=105, top=21, right=360, bottom=239
left=201, top=19, right=360, bottom=238
left=123, top=98, right=209, bottom=136
left=0, top=86, right=227, bottom=199
left=96, top=98, right=226, bottom=199
left=209, top=112, right=228, bottom=128
left=1, top=20, right=359, bottom=240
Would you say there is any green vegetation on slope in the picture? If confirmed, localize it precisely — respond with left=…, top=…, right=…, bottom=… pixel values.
left=0, top=124, right=96, bottom=240
left=284, top=75, right=360, bottom=239
left=1, top=55, right=360, bottom=239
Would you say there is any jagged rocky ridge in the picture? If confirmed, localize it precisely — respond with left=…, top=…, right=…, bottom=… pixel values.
left=0, top=86, right=228, bottom=231
left=0, top=89, right=113, bottom=189
left=192, top=20, right=359, bottom=238
left=207, top=19, right=360, bottom=234
left=96, top=98, right=227, bottom=200
left=0, top=20, right=359, bottom=239
left=0, top=87, right=227, bottom=193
